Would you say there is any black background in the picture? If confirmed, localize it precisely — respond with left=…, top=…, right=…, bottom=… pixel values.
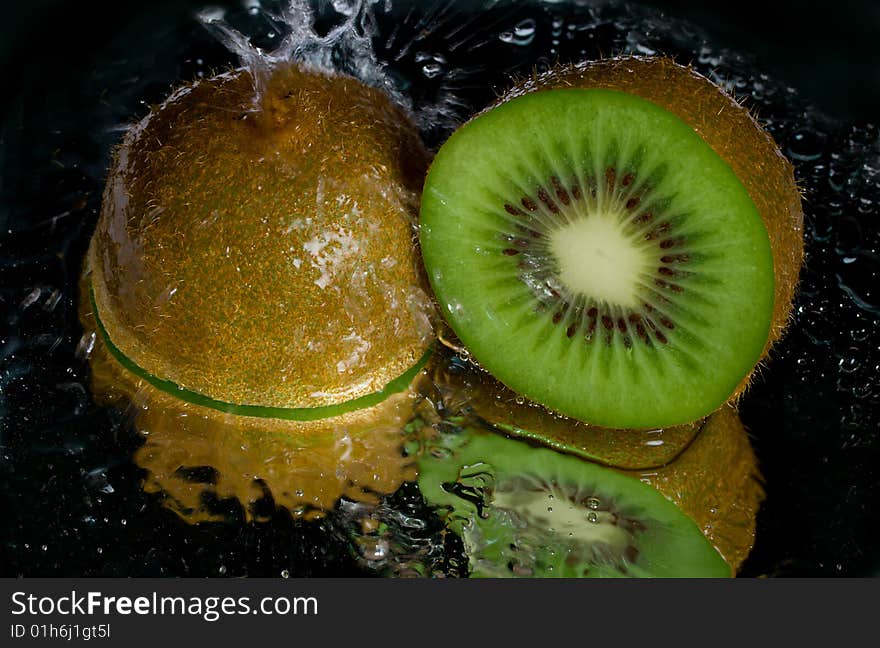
left=1, top=0, right=879, bottom=579
left=3, top=0, right=879, bottom=122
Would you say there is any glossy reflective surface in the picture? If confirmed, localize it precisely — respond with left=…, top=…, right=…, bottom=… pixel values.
left=2, top=0, right=878, bottom=577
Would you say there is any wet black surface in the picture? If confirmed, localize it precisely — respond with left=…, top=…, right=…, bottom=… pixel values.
left=1, top=0, right=879, bottom=577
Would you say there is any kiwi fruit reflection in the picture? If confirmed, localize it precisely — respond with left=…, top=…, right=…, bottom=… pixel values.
left=425, top=356, right=764, bottom=576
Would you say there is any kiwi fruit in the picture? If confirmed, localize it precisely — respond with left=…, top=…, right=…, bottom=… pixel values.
left=81, top=62, right=434, bottom=428
left=419, top=56, right=803, bottom=429
left=417, top=403, right=762, bottom=577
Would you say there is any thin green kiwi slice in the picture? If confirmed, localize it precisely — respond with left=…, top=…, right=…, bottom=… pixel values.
left=420, top=88, right=775, bottom=429
left=418, top=427, right=730, bottom=577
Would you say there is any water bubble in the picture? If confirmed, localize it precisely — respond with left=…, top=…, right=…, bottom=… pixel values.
left=360, top=538, right=389, bottom=561
left=787, top=130, right=825, bottom=162
left=20, top=287, right=41, bottom=310
left=280, top=569, right=290, bottom=578
left=837, top=253, right=880, bottom=314
left=838, top=351, right=862, bottom=374
left=243, top=0, right=261, bottom=16
left=75, top=332, right=96, bottom=359
left=697, top=46, right=721, bottom=67
left=415, top=52, right=447, bottom=80
left=857, top=197, right=875, bottom=215
left=499, top=19, right=537, bottom=46
left=835, top=216, right=864, bottom=256
left=850, top=326, right=870, bottom=342
left=421, top=63, right=444, bottom=79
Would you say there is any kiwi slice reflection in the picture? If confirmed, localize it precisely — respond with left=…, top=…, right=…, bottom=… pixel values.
left=417, top=405, right=762, bottom=577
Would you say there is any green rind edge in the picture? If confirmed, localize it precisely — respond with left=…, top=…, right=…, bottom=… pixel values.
left=89, top=285, right=432, bottom=421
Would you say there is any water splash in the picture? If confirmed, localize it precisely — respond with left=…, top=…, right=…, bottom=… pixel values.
left=197, top=0, right=397, bottom=103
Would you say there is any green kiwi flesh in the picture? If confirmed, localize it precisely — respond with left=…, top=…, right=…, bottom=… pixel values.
left=420, top=88, right=775, bottom=429
left=418, top=427, right=730, bottom=577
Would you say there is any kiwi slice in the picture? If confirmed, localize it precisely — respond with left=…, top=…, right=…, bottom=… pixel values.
left=417, top=424, right=731, bottom=578
left=420, top=57, right=803, bottom=429
left=82, top=63, right=433, bottom=424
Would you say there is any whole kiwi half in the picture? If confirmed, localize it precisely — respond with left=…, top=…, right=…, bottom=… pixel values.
left=417, top=403, right=762, bottom=577
left=81, top=63, right=434, bottom=429
left=419, top=56, right=803, bottom=429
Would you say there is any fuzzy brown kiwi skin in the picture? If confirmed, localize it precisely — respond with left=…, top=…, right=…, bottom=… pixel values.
left=86, top=64, right=433, bottom=412
left=491, top=55, right=804, bottom=402
left=626, top=404, right=765, bottom=575
left=428, top=343, right=703, bottom=471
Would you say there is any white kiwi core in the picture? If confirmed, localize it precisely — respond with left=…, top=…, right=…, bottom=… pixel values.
left=493, top=485, right=630, bottom=549
left=548, top=212, right=652, bottom=309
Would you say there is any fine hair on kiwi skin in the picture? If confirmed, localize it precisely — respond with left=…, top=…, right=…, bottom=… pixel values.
left=418, top=55, right=804, bottom=429
left=82, top=61, right=436, bottom=426
left=416, top=402, right=761, bottom=577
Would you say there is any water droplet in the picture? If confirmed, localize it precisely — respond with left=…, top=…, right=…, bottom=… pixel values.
left=838, top=351, right=861, bottom=374
left=697, top=46, right=721, bottom=66
left=499, top=19, right=536, bottom=46
left=586, top=497, right=600, bottom=510
left=587, top=511, right=599, bottom=523
left=837, top=253, right=880, bottom=314
left=787, top=130, right=825, bottom=162
left=421, top=62, right=444, bottom=79
left=280, top=569, right=290, bottom=578
left=835, top=216, right=864, bottom=256
left=850, top=326, right=870, bottom=342
left=360, top=538, right=389, bottom=561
